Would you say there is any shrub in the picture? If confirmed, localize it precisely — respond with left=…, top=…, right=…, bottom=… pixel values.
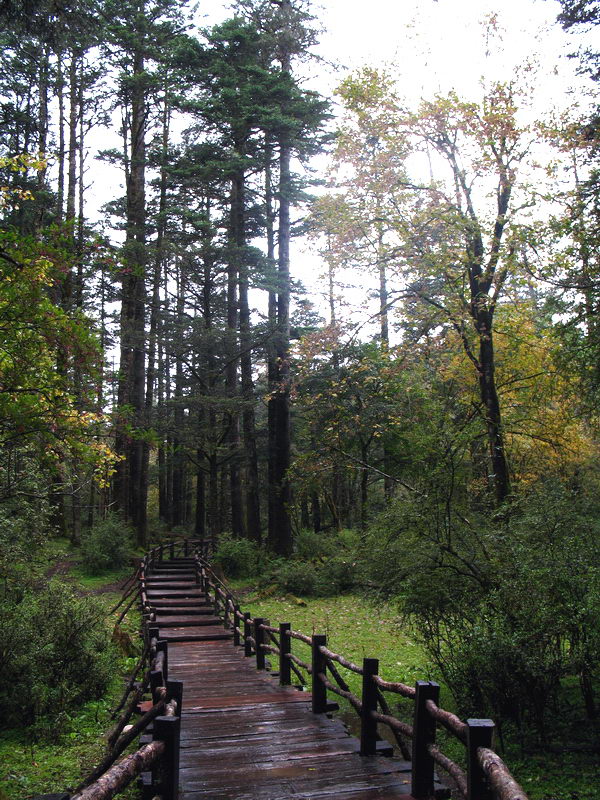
left=315, top=556, right=357, bottom=595
left=213, top=534, right=263, bottom=578
left=0, top=581, right=115, bottom=736
left=273, top=560, right=317, bottom=595
left=294, top=528, right=336, bottom=560
left=359, top=480, right=600, bottom=740
left=80, top=514, right=132, bottom=574
left=0, top=487, right=50, bottom=584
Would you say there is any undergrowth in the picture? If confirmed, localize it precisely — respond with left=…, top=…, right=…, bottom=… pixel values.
left=0, top=536, right=140, bottom=800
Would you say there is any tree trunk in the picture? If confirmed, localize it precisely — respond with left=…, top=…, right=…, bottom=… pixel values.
left=265, top=142, right=279, bottom=547
left=476, top=309, right=510, bottom=505
left=269, top=132, right=292, bottom=555
left=226, top=170, right=244, bottom=538
left=56, top=56, right=65, bottom=221
left=114, top=24, right=147, bottom=546
left=311, top=491, right=321, bottom=533
left=172, top=262, right=186, bottom=528
left=234, top=163, right=261, bottom=541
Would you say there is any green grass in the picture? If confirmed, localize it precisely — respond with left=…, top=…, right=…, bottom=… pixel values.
left=69, top=563, right=135, bottom=591
left=242, top=590, right=431, bottom=693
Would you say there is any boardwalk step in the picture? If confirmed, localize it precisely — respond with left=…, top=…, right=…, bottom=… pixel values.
left=151, top=606, right=216, bottom=615
left=159, top=630, right=234, bottom=642
left=155, top=616, right=223, bottom=627
left=149, top=598, right=211, bottom=607
left=145, top=581, right=200, bottom=589
left=147, top=590, right=207, bottom=599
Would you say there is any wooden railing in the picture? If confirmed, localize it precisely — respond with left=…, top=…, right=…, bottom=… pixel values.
left=194, top=549, right=529, bottom=800
left=67, top=541, right=197, bottom=800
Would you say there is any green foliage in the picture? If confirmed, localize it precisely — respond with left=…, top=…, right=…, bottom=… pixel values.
left=80, top=514, right=132, bottom=575
left=264, top=531, right=359, bottom=597
left=360, top=479, right=600, bottom=741
left=271, top=559, right=318, bottom=595
left=0, top=465, right=51, bottom=583
left=294, top=528, right=339, bottom=559
left=213, top=534, right=263, bottom=578
left=0, top=581, right=115, bottom=736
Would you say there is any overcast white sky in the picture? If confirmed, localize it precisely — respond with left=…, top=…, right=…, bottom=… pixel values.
left=196, top=0, right=598, bottom=106
left=90, top=0, right=598, bottom=220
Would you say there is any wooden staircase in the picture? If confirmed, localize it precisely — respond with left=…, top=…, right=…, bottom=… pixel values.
left=145, top=558, right=234, bottom=644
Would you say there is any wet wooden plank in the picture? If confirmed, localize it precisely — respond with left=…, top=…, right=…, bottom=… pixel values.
left=158, top=627, right=233, bottom=642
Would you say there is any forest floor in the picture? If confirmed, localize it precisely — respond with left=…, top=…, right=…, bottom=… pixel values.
left=0, top=539, right=140, bottom=800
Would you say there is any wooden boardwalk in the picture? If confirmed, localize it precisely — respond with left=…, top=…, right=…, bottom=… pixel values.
left=145, top=558, right=420, bottom=800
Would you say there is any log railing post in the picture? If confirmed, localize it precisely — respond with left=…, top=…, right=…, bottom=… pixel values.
left=411, top=681, right=439, bottom=798
left=233, top=605, right=241, bottom=646
left=157, top=639, right=168, bottom=681
left=150, top=641, right=168, bottom=703
left=244, top=612, right=253, bottom=656
left=360, top=658, right=379, bottom=755
left=167, top=678, right=183, bottom=713
left=279, top=623, right=291, bottom=686
left=254, top=617, right=266, bottom=669
left=153, top=715, right=180, bottom=800
left=223, top=594, right=232, bottom=629
left=467, top=719, right=495, bottom=800
left=311, top=635, right=327, bottom=713
left=169, top=542, right=175, bottom=559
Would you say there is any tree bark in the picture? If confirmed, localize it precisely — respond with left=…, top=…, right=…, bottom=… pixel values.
left=234, top=163, right=262, bottom=541
left=269, top=134, right=292, bottom=555
left=226, top=168, right=244, bottom=538
left=114, top=17, right=147, bottom=545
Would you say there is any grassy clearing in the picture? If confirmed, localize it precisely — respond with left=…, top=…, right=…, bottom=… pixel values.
left=240, top=589, right=431, bottom=694
left=0, top=675, right=138, bottom=800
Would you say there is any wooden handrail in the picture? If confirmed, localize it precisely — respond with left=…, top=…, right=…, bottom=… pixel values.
left=318, top=672, right=362, bottom=713
left=319, top=644, right=364, bottom=675
left=288, top=628, right=312, bottom=645
left=425, top=698, right=468, bottom=743
left=428, top=743, right=468, bottom=797
left=197, top=544, right=529, bottom=800
left=478, top=748, right=528, bottom=800
left=71, top=741, right=166, bottom=800
left=372, top=674, right=415, bottom=698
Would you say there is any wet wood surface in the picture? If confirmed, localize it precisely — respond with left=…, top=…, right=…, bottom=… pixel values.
left=147, top=558, right=418, bottom=799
